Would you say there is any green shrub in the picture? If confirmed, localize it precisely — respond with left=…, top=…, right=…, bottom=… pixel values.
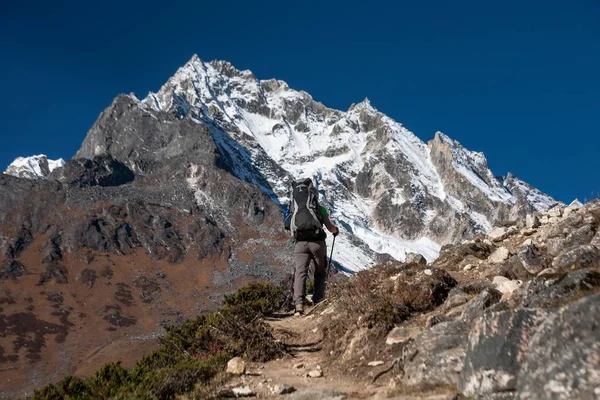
left=30, top=282, right=286, bottom=400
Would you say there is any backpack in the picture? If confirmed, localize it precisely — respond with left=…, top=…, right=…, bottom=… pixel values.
left=286, top=178, right=325, bottom=241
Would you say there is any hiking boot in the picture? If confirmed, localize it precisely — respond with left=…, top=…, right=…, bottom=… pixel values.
left=294, top=304, right=304, bottom=316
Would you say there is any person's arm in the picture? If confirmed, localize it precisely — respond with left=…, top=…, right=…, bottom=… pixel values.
left=323, top=215, right=339, bottom=235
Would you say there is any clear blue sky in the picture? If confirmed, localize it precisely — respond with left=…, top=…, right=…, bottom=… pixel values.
left=1, top=0, right=598, bottom=203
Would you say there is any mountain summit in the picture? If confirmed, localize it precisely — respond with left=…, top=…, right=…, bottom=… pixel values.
left=76, top=55, right=558, bottom=269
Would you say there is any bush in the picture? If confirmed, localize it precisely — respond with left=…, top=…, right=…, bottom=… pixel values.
left=31, top=282, right=286, bottom=400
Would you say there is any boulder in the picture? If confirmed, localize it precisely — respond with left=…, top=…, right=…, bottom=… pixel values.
left=489, top=227, right=509, bottom=242
left=406, top=252, right=427, bottom=265
left=492, top=276, right=523, bottom=295
left=226, top=357, right=246, bottom=375
left=525, top=214, right=541, bottom=229
left=458, top=309, right=548, bottom=397
left=521, top=269, right=600, bottom=308
left=517, top=243, right=548, bottom=275
left=272, top=384, right=295, bottom=395
left=563, top=225, right=595, bottom=248
left=489, top=247, right=510, bottom=264
left=547, top=206, right=563, bottom=218
left=443, top=288, right=470, bottom=311
left=516, top=295, right=600, bottom=400
left=386, top=326, right=422, bottom=346
left=402, top=321, right=470, bottom=390
left=552, top=245, right=600, bottom=271
left=461, top=288, right=502, bottom=322
left=545, top=237, right=566, bottom=256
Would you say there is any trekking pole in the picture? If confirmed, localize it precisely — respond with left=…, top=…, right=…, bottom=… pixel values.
left=327, top=235, right=337, bottom=278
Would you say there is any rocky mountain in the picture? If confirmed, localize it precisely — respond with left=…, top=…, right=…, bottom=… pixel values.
left=0, top=55, right=563, bottom=398
left=4, top=155, right=65, bottom=179
left=74, top=55, right=558, bottom=270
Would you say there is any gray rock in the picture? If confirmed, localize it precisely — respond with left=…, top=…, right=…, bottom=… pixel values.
left=545, top=237, right=566, bottom=256
left=552, top=244, right=600, bottom=271
left=287, top=387, right=347, bottom=400
left=406, top=252, right=427, bottom=265
left=386, top=326, right=422, bottom=345
left=493, top=276, right=523, bottom=295
left=591, top=229, right=600, bottom=248
left=489, top=227, right=509, bottom=242
left=461, top=288, right=503, bottom=322
left=458, top=309, right=548, bottom=397
left=564, top=225, right=595, bottom=248
left=232, top=386, right=255, bottom=397
left=402, top=321, right=470, bottom=390
left=522, top=269, right=600, bottom=308
left=517, top=243, right=548, bottom=275
left=525, top=214, right=541, bottom=229
left=516, top=295, right=600, bottom=400
left=272, top=384, right=295, bottom=395
left=489, top=247, right=510, bottom=264
left=443, top=288, right=470, bottom=310
left=547, top=206, right=563, bottom=218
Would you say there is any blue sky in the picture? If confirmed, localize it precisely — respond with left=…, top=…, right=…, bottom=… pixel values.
left=1, top=0, right=598, bottom=203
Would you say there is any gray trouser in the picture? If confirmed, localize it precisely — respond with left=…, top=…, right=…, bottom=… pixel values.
left=293, top=240, right=327, bottom=305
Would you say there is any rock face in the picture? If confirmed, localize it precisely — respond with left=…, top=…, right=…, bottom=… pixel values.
left=402, top=321, right=470, bottom=389
left=458, top=309, right=548, bottom=397
left=516, top=295, right=600, bottom=400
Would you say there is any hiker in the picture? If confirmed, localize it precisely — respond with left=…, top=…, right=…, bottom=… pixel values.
left=285, top=178, right=339, bottom=315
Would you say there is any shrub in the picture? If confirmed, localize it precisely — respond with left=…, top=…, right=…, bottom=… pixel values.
left=31, top=282, right=286, bottom=400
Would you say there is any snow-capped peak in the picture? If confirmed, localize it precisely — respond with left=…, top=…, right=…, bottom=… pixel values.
left=130, top=56, right=560, bottom=271
left=4, top=155, right=65, bottom=179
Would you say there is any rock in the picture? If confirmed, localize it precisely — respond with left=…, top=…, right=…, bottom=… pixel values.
left=521, top=238, right=533, bottom=247
left=426, top=314, right=450, bottom=328
left=232, top=386, right=255, bottom=397
left=308, top=369, right=323, bottom=378
left=564, top=225, right=595, bottom=248
left=459, top=309, right=548, bottom=397
left=563, top=199, right=582, bottom=217
left=521, top=228, right=536, bottom=236
left=460, top=280, right=493, bottom=295
left=287, top=387, right=347, bottom=400
left=386, top=326, right=422, bottom=345
left=517, top=243, right=548, bottom=275
left=489, top=227, right=509, bottom=242
left=272, top=384, right=296, bottom=395
left=526, top=214, right=541, bottom=229
left=492, top=276, right=522, bottom=295
left=548, top=206, right=563, bottom=218
left=549, top=216, right=560, bottom=224
left=463, top=264, right=474, bottom=271
left=540, top=215, right=550, bottom=224
left=516, top=295, right=600, bottom=400
left=406, top=252, right=427, bottom=265
left=443, top=288, right=470, bottom=310
left=489, top=247, right=510, bottom=264
left=552, top=245, right=600, bottom=271
left=423, top=269, right=433, bottom=276
left=522, top=269, right=600, bottom=308
left=226, top=357, right=246, bottom=375
left=402, top=321, right=470, bottom=390
left=368, top=361, right=384, bottom=367
left=461, top=288, right=502, bottom=322
left=545, top=237, right=566, bottom=256
left=591, top=229, right=600, bottom=247
left=536, top=267, right=559, bottom=278
left=293, top=363, right=304, bottom=369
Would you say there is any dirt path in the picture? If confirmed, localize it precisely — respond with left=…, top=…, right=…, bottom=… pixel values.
left=220, top=305, right=447, bottom=400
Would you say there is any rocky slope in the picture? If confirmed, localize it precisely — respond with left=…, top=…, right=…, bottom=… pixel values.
left=0, top=124, right=291, bottom=399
